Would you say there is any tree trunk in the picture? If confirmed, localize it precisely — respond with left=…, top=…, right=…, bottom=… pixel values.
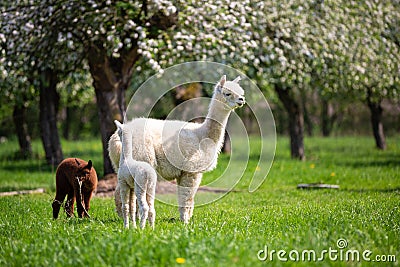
left=88, top=44, right=138, bottom=176
left=85, top=12, right=177, bottom=177
left=13, top=103, right=32, bottom=158
left=94, top=89, right=125, bottom=175
left=367, top=99, right=386, bottom=150
left=321, top=99, right=337, bottom=137
left=242, top=105, right=255, bottom=134
left=275, top=86, right=305, bottom=160
left=222, top=132, right=231, bottom=154
left=39, top=69, right=64, bottom=166
left=301, top=91, right=313, bottom=137
left=63, top=105, right=72, bottom=140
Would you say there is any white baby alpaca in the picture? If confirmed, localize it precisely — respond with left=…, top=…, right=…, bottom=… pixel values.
left=115, top=120, right=157, bottom=229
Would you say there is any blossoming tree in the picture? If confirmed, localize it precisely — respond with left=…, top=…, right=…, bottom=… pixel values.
left=1, top=0, right=256, bottom=173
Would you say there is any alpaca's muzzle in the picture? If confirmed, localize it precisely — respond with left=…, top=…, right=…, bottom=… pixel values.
left=236, top=97, right=245, bottom=107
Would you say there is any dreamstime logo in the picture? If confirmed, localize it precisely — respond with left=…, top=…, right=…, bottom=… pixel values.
left=124, top=61, right=276, bottom=206
left=257, top=238, right=397, bottom=263
left=336, top=238, right=348, bottom=249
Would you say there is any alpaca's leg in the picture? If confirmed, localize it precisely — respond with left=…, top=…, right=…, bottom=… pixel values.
left=119, top=182, right=131, bottom=229
left=147, top=187, right=156, bottom=229
left=135, top=181, right=149, bottom=229
left=74, top=183, right=86, bottom=218
left=65, top=189, right=75, bottom=217
left=136, top=198, right=140, bottom=220
left=82, top=190, right=94, bottom=218
left=115, top=183, right=136, bottom=222
left=52, top=190, right=67, bottom=219
left=53, top=172, right=68, bottom=219
left=114, top=184, right=123, bottom=218
left=129, top=188, right=137, bottom=228
left=177, top=173, right=202, bottom=224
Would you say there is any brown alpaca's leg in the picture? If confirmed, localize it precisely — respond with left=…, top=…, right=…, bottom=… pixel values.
left=53, top=170, right=68, bottom=219
left=52, top=191, right=67, bottom=219
left=65, top=189, right=75, bottom=217
left=82, top=191, right=93, bottom=218
left=73, top=181, right=86, bottom=218
left=76, top=190, right=85, bottom=218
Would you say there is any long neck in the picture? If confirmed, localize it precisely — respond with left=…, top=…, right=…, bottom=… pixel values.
left=120, top=131, right=133, bottom=161
left=201, top=98, right=231, bottom=144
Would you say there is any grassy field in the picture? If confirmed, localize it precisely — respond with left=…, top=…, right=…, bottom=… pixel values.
left=0, top=136, right=399, bottom=266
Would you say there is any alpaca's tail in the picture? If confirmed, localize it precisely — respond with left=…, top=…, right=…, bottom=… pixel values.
left=108, top=130, right=122, bottom=173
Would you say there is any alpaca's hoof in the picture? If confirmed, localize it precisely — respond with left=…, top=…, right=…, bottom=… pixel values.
left=179, top=207, right=191, bottom=224
left=180, top=215, right=190, bottom=224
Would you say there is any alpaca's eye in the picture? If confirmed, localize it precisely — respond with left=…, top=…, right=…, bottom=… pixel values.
left=224, top=92, right=231, bottom=97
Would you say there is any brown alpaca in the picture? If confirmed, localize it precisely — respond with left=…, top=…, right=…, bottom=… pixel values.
left=52, top=158, right=98, bottom=219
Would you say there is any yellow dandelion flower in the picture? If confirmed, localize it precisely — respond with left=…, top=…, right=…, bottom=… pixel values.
left=176, top=257, right=186, bottom=264
left=310, top=164, right=315, bottom=169
left=330, top=172, right=336, bottom=177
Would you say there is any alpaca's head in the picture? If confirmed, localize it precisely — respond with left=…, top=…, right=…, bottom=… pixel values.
left=74, top=158, right=93, bottom=181
left=214, top=75, right=245, bottom=110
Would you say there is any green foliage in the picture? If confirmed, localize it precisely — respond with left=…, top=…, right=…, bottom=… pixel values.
left=0, top=136, right=399, bottom=266
left=336, top=0, right=400, bottom=102
left=246, top=0, right=400, bottom=102
left=58, top=72, right=94, bottom=109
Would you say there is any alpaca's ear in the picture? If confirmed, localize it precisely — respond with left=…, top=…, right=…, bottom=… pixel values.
left=86, top=160, right=92, bottom=170
left=233, top=76, right=241, bottom=83
left=219, top=75, right=226, bottom=87
left=75, top=158, right=80, bottom=166
left=114, top=120, right=123, bottom=130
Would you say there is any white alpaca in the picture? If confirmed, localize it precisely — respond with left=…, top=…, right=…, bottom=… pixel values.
left=109, top=75, right=245, bottom=223
left=108, top=127, right=126, bottom=218
left=115, top=120, right=157, bottom=229
left=108, top=129, right=122, bottom=173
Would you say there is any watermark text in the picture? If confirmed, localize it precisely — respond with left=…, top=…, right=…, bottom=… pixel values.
left=257, top=239, right=396, bottom=263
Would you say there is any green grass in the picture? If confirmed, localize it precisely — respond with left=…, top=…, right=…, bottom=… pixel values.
left=0, top=136, right=399, bottom=266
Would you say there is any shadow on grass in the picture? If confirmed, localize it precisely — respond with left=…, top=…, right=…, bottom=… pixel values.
left=2, top=161, right=54, bottom=173
left=336, top=156, right=400, bottom=168
left=342, top=187, right=400, bottom=193
left=2, top=149, right=104, bottom=173
left=0, top=150, right=43, bottom=162
left=160, top=217, right=179, bottom=223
